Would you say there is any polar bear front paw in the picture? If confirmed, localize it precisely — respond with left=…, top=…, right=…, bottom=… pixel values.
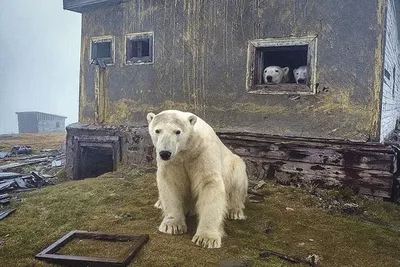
left=228, top=209, right=247, bottom=220
left=192, top=234, right=221, bottom=248
left=158, top=218, right=187, bottom=235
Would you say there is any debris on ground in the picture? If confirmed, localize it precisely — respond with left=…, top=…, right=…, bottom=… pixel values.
left=259, top=250, right=318, bottom=266
left=0, top=171, right=54, bottom=194
left=0, top=143, right=65, bottom=195
left=305, top=254, right=321, bottom=266
left=0, top=209, right=16, bottom=221
left=9, top=146, right=32, bottom=156
left=35, top=231, right=149, bottom=267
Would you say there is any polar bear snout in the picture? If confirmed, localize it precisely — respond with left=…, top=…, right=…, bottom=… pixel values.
left=266, top=75, right=273, bottom=82
left=297, top=78, right=305, bottom=84
left=159, top=150, right=172, bottom=160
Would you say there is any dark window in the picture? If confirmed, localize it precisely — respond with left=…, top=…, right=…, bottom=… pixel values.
left=91, top=37, right=114, bottom=65
left=384, top=68, right=391, bottom=82
left=393, top=66, right=396, bottom=97
left=56, top=122, right=60, bottom=128
left=246, top=37, right=317, bottom=95
left=126, top=33, right=153, bottom=64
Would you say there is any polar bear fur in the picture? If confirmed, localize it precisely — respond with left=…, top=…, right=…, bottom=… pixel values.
left=147, top=110, right=248, bottom=249
left=293, top=65, right=308, bottom=84
left=263, top=66, right=290, bottom=84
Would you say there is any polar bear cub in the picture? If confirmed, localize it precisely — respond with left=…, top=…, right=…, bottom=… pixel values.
left=263, top=66, right=289, bottom=84
left=293, top=65, right=308, bottom=84
left=147, top=110, right=248, bottom=249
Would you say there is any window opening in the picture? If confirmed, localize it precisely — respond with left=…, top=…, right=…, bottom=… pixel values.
left=90, top=36, right=114, bottom=65
left=126, top=32, right=154, bottom=65
left=246, top=36, right=317, bottom=94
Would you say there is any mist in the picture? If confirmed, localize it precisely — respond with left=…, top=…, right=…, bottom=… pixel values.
left=0, top=0, right=81, bottom=134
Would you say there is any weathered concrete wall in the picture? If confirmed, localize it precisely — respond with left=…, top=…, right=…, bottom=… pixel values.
left=380, top=0, right=400, bottom=142
left=65, top=123, right=155, bottom=179
left=79, top=0, right=386, bottom=141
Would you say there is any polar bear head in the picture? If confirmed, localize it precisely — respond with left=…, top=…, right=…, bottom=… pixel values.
left=263, top=66, right=289, bottom=84
left=293, top=65, right=308, bottom=84
left=147, top=110, right=197, bottom=161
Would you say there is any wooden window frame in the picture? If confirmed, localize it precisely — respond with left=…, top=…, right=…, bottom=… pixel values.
left=125, top=32, right=154, bottom=65
left=246, top=36, right=318, bottom=95
left=35, top=230, right=149, bottom=267
left=90, top=36, right=115, bottom=66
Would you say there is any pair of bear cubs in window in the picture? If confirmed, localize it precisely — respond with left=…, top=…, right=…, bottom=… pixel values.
left=263, top=65, right=307, bottom=85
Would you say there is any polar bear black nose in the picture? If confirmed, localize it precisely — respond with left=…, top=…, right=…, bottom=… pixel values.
left=266, top=75, right=272, bottom=82
left=159, top=150, right=171, bottom=160
left=298, top=79, right=305, bottom=84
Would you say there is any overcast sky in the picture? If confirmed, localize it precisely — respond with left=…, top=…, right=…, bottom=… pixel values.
left=0, top=0, right=81, bottom=134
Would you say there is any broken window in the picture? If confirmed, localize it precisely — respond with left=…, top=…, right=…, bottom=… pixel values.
left=246, top=36, right=318, bottom=94
left=90, top=36, right=114, bottom=65
left=126, top=32, right=154, bottom=65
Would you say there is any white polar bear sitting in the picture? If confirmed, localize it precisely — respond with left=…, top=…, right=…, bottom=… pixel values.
left=293, top=65, right=308, bottom=84
left=147, top=110, right=248, bottom=249
left=263, top=66, right=289, bottom=84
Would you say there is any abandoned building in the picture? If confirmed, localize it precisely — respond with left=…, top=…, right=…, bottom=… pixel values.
left=64, top=0, right=400, bottom=200
left=16, top=111, right=67, bottom=134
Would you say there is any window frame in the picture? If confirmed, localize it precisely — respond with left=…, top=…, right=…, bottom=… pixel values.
left=125, top=32, right=154, bottom=65
left=90, top=36, right=115, bottom=66
left=246, top=36, right=318, bottom=95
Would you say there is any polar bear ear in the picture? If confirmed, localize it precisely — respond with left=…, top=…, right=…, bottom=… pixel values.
left=146, top=113, right=156, bottom=124
left=283, top=67, right=289, bottom=75
left=293, top=68, right=297, bottom=75
left=188, top=115, right=197, bottom=126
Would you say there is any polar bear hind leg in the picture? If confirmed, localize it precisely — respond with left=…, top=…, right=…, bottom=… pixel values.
left=227, top=155, right=248, bottom=220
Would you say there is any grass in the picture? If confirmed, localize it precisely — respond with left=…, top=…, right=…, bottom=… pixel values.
left=0, top=133, right=66, bottom=153
left=0, top=166, right=400, bottom=267
left=1, top=133, right=400, bottom=266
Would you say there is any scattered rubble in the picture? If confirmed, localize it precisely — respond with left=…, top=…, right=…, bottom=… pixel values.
left=0, top=143, right=65, bottom=218
left=9, top=145, right=32, bottom=156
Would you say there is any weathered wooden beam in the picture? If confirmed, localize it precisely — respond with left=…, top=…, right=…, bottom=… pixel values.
left=218, top=132, right=395, bottom=198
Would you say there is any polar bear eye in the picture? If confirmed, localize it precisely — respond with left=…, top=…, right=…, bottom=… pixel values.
left=275, top=70, right=279, bottom=73
left=155, top=129, right=160, bottom=134
left=296, top=72, right=299, bottom=75
left=176, top=130, right=181, bottom=135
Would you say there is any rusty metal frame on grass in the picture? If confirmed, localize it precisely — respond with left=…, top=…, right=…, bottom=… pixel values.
left=35, top=230, right=149, bottom=267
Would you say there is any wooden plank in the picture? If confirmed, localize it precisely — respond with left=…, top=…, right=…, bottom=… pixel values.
left=222, top=138, right=394, bottom=172
left=243, top=158, right=393, bottom=198
left=218, top=132, right=394, bottom=152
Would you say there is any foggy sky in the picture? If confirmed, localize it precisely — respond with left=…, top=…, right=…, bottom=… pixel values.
left=0, top=0, right=81, bottom=134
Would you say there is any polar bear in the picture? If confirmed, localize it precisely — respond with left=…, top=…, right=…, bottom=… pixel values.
left=147, top=110, right=248, bottom=249
left=263, top=66, right=289, bottom=84
left=293, top=65, right=308, bottom=84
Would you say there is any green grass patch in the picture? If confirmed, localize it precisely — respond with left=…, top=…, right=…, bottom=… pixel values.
left=1, top=168, right=400, bottom=267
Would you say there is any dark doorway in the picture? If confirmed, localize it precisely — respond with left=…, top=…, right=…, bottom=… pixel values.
left=80, top=146, right=114, bottom=178
left=73, top=136, right=121, bottom=180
